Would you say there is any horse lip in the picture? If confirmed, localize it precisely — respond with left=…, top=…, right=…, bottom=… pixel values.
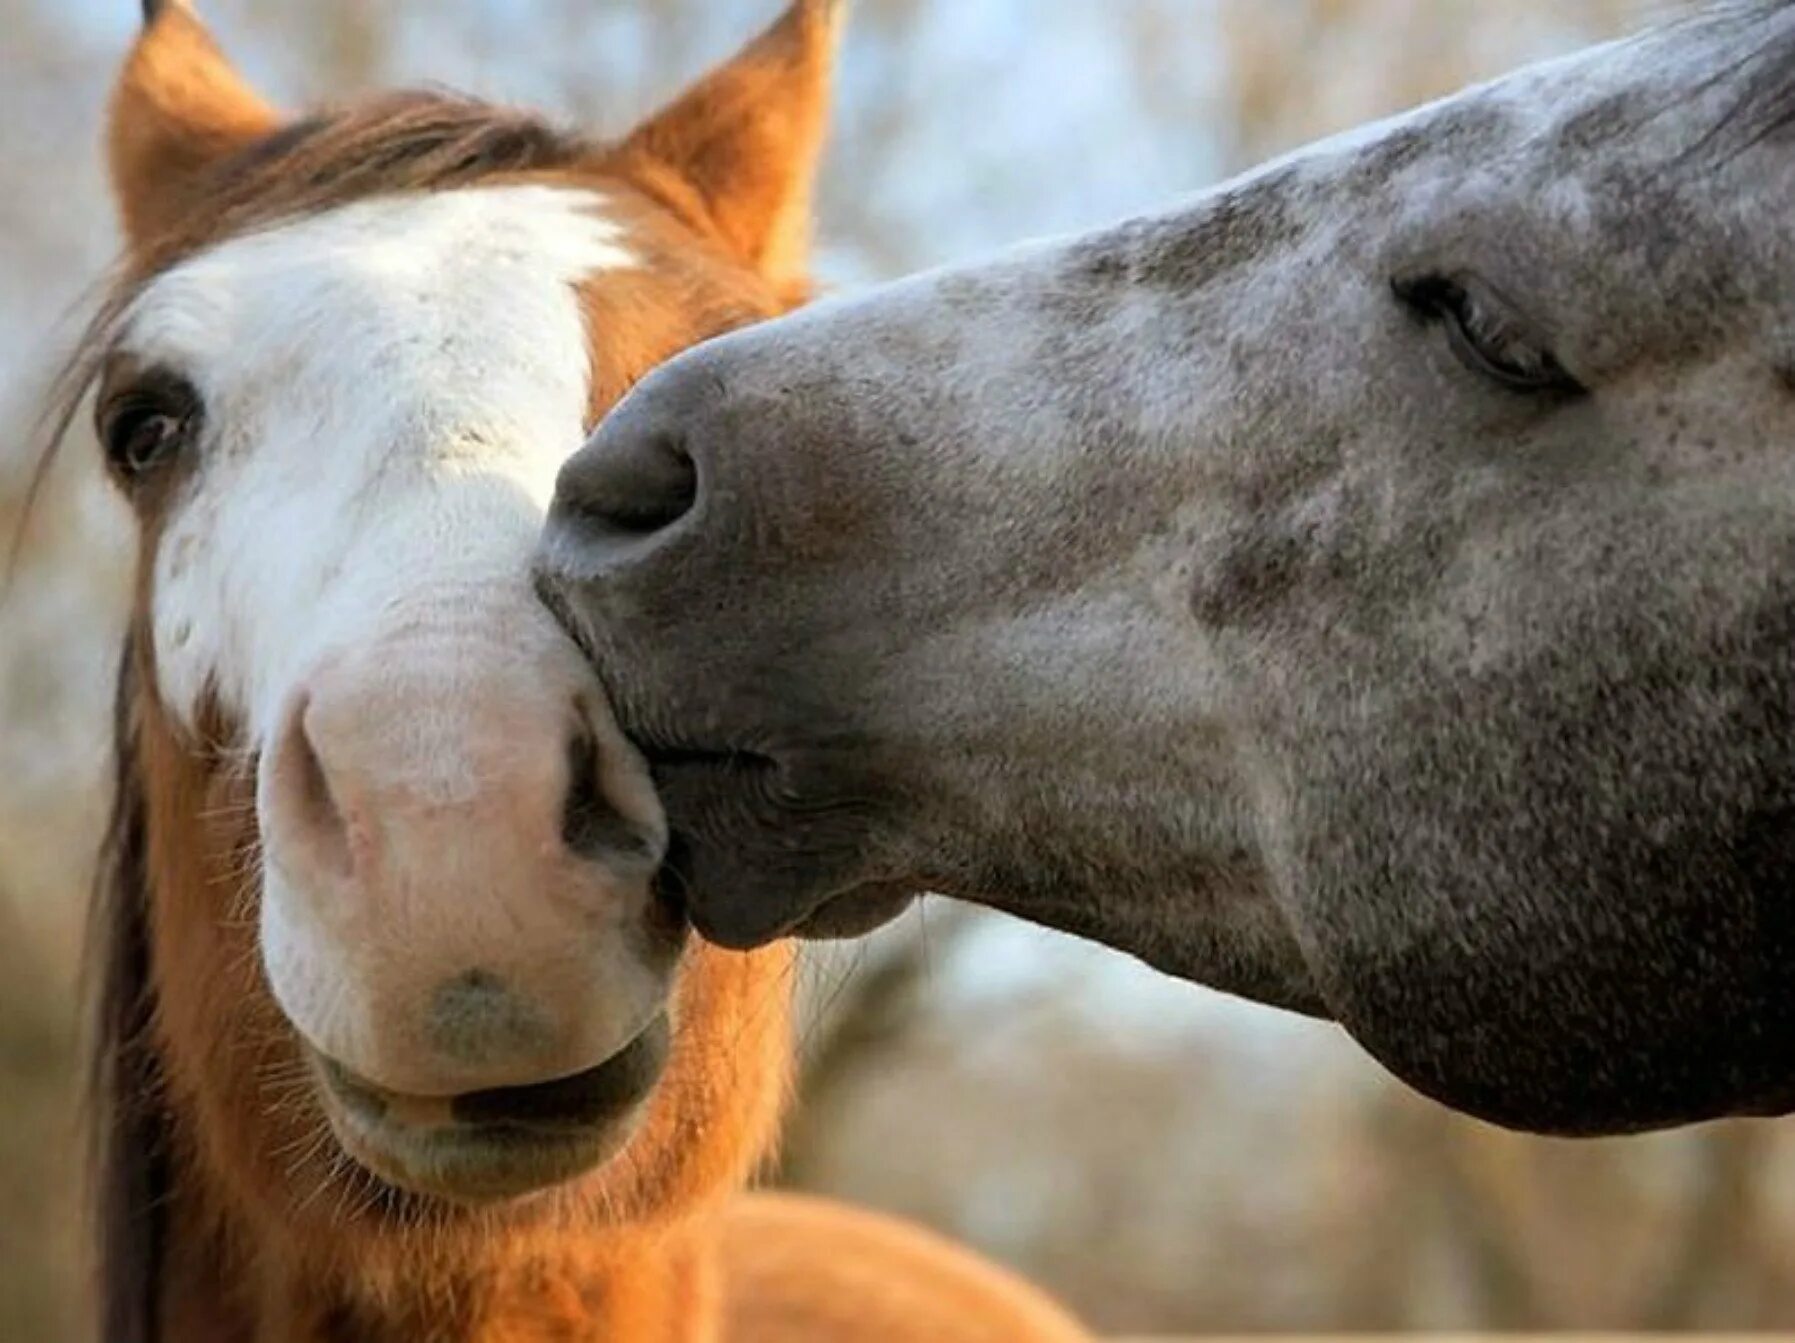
left=637, top=742, right=916, bottom=951
left=639, top=747, right=786, bottom=942
left=652, top=827, right=810, bottom=951
left=308, top=1014, right=671, bottom=1203
left=334, top=1115, right=642, bottom=1206
left=451, top=1013, right=670, bottom=1129
left=660, top=823, right=915, bottom=950
left=313, top=1012, right=670, bottom=1127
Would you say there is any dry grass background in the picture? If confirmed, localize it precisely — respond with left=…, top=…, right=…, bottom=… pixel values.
left=3, top=3, right=1791, bottom=1338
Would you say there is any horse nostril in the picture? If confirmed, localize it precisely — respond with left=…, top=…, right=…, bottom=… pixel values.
left=553, top=418, right=697, bottom=542
left=450, top=1013, right=670, bottom=1130
left=269, top=691, right=354, bottom=880
left=561, top=726, right=659, bottom=866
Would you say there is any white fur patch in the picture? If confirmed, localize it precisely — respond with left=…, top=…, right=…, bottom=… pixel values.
left=119, top=184, right=632, bottom=742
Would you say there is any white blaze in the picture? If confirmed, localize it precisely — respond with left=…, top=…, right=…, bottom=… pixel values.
left=119, top=184, right=633, bottom=744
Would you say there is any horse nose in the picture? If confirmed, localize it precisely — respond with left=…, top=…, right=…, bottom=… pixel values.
left=262, top=683, right=626, bottom=889
left=256, top=649, right=673, bottom=1097
left=549, top=390, right=700, bottom=573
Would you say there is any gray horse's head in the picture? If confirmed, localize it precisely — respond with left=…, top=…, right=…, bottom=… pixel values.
left=542, top=3, right=1795, bottom=1134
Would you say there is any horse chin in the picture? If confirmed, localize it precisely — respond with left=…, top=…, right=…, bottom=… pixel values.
left=671, top=854, right=919, bottom=948
left=790, top=884, right=920, bottom=939
left=302, top=1013, right=670, bottom=1207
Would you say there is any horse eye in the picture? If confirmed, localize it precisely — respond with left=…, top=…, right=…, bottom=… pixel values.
left=1393, top=273, right=1583, bottom=396
left=98, top=378, right=199, bottom=479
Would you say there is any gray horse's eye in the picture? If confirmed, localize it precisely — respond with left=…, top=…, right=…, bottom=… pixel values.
left=1393, top=273, right=1583, bottom=396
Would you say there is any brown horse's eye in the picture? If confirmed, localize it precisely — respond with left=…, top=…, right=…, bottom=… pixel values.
left=98, top=376, right=200, bottom=479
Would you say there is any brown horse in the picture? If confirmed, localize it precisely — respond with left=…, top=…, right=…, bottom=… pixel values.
left=57, top=3, right=1090, bottom=1340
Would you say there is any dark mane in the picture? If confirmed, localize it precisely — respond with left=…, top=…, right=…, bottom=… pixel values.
left=90, top=632, right=166, bottom=1343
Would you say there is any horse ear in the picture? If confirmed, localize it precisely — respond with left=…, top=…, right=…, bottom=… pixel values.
left=614, top=0, right=842, bottom=302
left=108, top=2, right=279, bottom=250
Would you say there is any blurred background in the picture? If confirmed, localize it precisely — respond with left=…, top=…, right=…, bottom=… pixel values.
left=3, top=1, right=1792, bottom=1338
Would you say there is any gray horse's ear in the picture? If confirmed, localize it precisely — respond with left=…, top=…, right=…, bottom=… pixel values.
left=108, top=1, right=279, bottom=250
left=611, top=0, right=843, bottom=305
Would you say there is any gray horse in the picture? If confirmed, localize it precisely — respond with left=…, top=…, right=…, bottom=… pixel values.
left=541, top=2, right=1795, bottom=1135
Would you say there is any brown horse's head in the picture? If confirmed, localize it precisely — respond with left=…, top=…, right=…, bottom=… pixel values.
left=71, top=0, right=835, bottom=1323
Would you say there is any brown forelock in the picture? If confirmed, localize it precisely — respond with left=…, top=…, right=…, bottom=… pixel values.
left=122, top=91, right=585, bottom=276
left=86, top=88, right=801, bottom=1333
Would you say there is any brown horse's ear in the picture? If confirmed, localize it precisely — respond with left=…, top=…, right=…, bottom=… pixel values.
left=108, top=2, right=279, bottom=250
left=614, top=0, right=842, bottom=302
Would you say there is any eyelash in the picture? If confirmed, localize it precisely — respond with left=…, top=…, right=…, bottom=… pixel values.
left=1393, top=274, right=1583, bottom=396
